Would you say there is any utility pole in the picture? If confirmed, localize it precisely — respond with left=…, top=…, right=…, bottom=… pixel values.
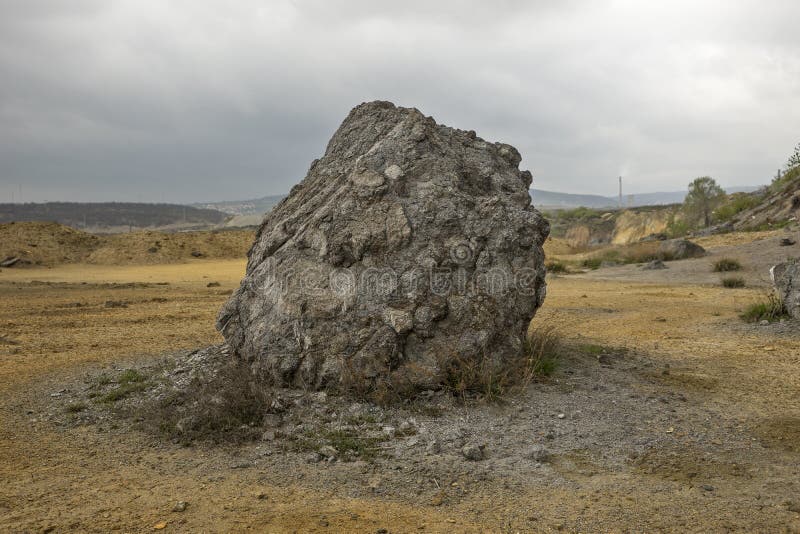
left=618, top=176, right=622, bottom=209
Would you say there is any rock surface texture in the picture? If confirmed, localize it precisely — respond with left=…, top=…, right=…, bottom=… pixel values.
left=772, top=259, right=800, bottom=319
left=217, top=101, right=549, bottom=391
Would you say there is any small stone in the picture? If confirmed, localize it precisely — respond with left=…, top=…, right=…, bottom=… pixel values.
left=461, top=443, right=485, bottom=461
left=642, top=259, right=667, bottom=270
left=230, top=462, right=252, bottom=469
left=172, top=501, right=188, bottom=513
left=319, top=445, right=338, bottom=460
left=306, top=452, right=323, bottom=463
left=701, top=485, right=715, bottom=492
left=384, top=164, right=404, bottom=179
left=262, top=413, right=282, bottom=427
left=398, top=420, right=416, bottom=434
left=523, top=444, right=550, bottom=463
left=557, top=413, right=566, bottom=419
left=759, top=320, right=769, bottom=326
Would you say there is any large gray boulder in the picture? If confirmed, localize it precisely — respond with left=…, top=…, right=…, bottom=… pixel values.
left=771, top=259, right=800, bottom=319
left=217, top=101, right=550, bottom=392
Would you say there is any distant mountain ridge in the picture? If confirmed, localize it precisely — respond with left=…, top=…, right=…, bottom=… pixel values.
left=191, top=195, right=285, bottom=216
left=532, top=186, right=763, bottom=210
left=0, top=202, right=229, bottom=232
left=196, top=186, right=764, bottom=216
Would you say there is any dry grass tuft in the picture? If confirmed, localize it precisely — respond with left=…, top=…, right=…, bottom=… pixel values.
left=713, top=258, right=742, bottom=272
left=721, top=276, right=745, bottom=288
left=137, top=359, right=273, bottom=445
left=338, top=328, right=562, bottom=405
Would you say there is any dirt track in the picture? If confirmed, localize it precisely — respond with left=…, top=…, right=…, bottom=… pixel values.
left=1, top=233, right=799, bottom=532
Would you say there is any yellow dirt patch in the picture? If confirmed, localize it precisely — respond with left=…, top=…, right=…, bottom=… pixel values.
left=0, top=222, right=254, bottom=266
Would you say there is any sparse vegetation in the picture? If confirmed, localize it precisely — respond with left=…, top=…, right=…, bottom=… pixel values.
left=713, top=258, right=742, bottom=272
left=740, top=293, right=788, bottom=323
left=439, top=327, right=561, bottom=401
left=65, top=402, right=88, bottom=413
left=721, top=276, right=745, bottom=288
left=581, top=257, right=603, bottom=270
left=546, top=260, right=569, bottom=274
left=772, top=159, right=800, bottom=191
left=346, top=327, right=563, bottom=405
left=580, top=243, right=676, bottom=269
left=137, top=360, right=272, bottom=444
left=548, top=206, right=604, bottom=222
left=784, top=142, right=800, bottom=173
left=714, top=192, right=763, bottom=222
left=666, top=215, right=693, bottom=238
left=286, top=428, right=387, bottom=462
left=97, top=368, right=149, bottom=403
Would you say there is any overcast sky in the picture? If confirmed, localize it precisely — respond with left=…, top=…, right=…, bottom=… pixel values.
left=1, top=1, right=799, bottom=203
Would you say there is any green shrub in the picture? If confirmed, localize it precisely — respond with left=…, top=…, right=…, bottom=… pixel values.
left=666, top=217, right=693, bottom=238
left=714, top=193, right=762, bottom=222
left=713, top=258, right=742, bottom=272
left=740, top=293, right=788, bottom=323
left=721, top=276, right=745, bottom=288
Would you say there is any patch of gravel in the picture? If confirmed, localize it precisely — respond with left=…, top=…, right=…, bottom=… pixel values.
left=37, top=342, right=783, bottom=506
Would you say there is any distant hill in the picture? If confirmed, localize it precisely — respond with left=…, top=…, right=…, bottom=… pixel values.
left=192, top=195, right=285, bottom=216
left=533, top=186, right=762, bottom=210
left=0, top=221, right=253, bottom=266
left=531, top=190, right=616, bottom=209
left=0, top=202, right=229, bottom=232
left=200, top=187, right=763, bottom=219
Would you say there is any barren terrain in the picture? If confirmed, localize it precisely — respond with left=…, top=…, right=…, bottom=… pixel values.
left=1, top=229, right=799, bottom=532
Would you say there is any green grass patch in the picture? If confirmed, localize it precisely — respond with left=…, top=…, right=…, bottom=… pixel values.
left=95, top=368, right=150, bottom=404
left=740, top=293, right=789, bottom=323
left=100, top=381, right=149, bottom=403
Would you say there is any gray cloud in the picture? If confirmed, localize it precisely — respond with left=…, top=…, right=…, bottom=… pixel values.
left=1, top=0, right=799, bottom=202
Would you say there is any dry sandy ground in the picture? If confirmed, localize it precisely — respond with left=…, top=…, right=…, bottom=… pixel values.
left=1, top=237, right=799, bottom=532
